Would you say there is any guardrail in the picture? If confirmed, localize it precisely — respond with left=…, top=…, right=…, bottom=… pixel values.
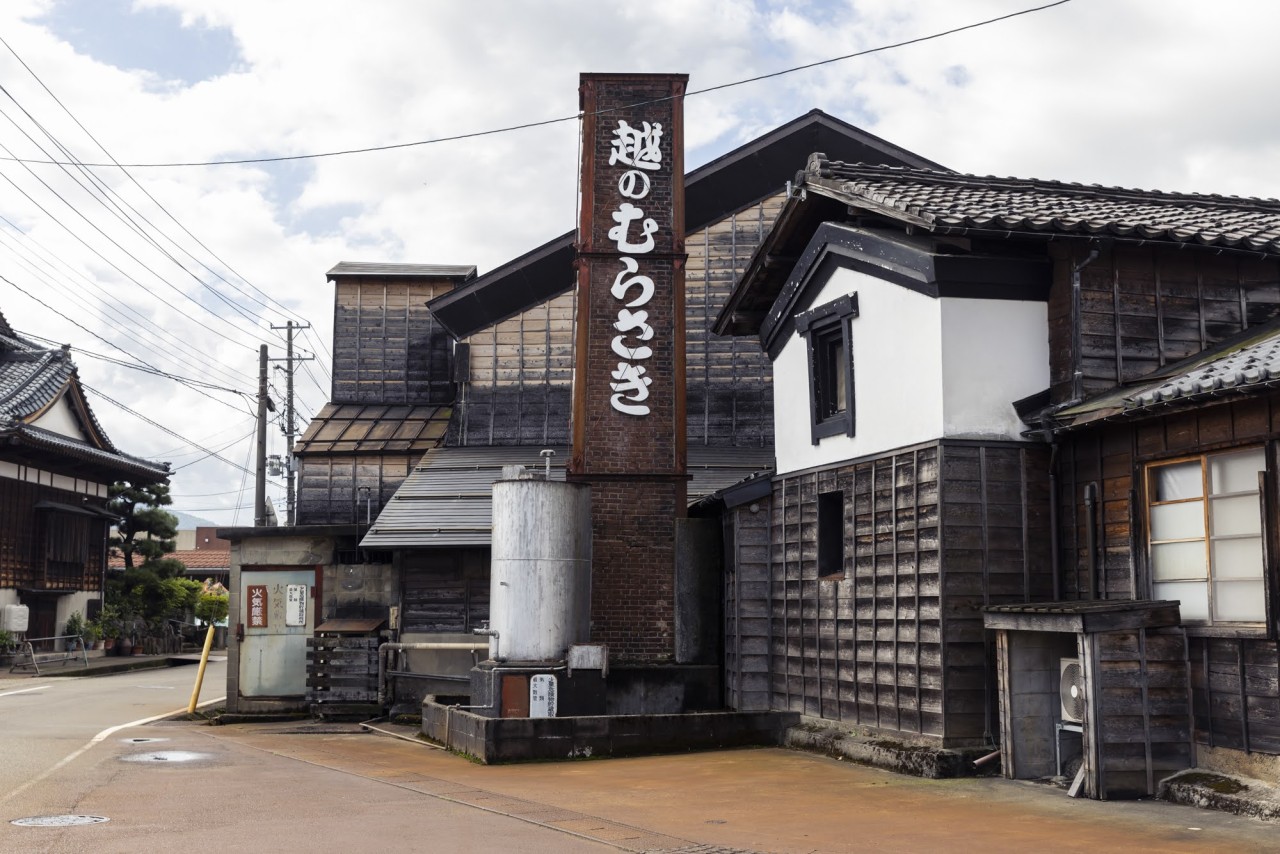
left=8, top=634, right=89, bottom=676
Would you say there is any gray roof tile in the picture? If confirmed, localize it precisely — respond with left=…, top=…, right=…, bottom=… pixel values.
left=804, top=160, right=1280, bottom=256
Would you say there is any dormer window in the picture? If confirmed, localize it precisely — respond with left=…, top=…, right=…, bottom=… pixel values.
left=796, top=293, right=858, bottom=444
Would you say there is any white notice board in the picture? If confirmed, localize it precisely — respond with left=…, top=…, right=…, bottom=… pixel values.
left=530, top=674, right=558, bottom=718
left=285, top=584, right=307, bottom=627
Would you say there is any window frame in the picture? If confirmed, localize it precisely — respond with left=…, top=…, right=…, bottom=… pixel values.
left=796, top=293, right=858, bottom=445
left=1142, top=445, right=1274, bottom=634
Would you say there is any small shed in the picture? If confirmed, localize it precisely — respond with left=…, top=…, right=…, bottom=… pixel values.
left=983, top=600, right=1190, bottom=799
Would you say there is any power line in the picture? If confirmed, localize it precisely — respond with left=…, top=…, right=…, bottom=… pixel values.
left=2, top=273, right=254, bottom=415
left=0, top=1, right=1073, bottom=169
left=0, top=33, right=325, bottom=336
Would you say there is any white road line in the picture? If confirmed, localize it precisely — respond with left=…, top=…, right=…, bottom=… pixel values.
left=0, top=685, right=50, bottom=699
left=0, top=695, right=225, bottom=805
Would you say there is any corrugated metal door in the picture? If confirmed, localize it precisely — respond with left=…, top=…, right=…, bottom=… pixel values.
left=240, top=568, right=315, bottom=697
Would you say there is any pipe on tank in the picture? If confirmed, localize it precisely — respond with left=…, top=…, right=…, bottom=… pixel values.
left=377, top=641, right=489, bottom=706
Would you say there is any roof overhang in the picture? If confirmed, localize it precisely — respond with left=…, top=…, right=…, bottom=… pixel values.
left=753, top=223, right=1051, bottom=358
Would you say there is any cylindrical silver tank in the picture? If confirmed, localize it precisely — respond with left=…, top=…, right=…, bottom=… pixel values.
left=489, top=474, right=591, bottom=662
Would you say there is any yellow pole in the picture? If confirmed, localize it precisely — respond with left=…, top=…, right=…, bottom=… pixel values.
left=187, top=624, right=216, bottom=715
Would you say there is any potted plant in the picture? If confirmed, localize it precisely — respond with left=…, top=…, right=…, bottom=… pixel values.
left=0, top=629, right=15, bottom=666
left=63, top=611, right=86, bottom=650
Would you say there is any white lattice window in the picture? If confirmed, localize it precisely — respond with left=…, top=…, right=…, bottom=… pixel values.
left=1146, top=447, right=1267, bottom=625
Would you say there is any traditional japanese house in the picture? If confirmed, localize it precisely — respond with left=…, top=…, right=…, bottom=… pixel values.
left=714, top=155, right=1280, bottom=797
left=0, top=310, right=169, bottom=643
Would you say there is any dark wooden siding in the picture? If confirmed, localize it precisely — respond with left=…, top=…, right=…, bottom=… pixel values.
left=766, top=440, right=1050, bottom=745
left=724, top=495, right=772, bottom=711
left=296, top=453, right=418, bottom=526
left=450, top=193, right=782, bottom=448
left=684, top=197, right=781, bottom=448
left=940, top=443, right=1054, bottom=744
left=401, top=548, right=489, bottom=633
left=1047, top=243, right=1280, bottom=405
left=1086, top=628, right=1191, bottom=798
left=1057, top=396, right=1280, bottom=756
left=0, top=478, right=106, bottom=592
left=332, top=278, right=456, bottom=405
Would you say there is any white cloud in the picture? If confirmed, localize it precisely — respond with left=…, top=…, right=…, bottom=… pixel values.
left=1, top=0, right=1278, bottom=523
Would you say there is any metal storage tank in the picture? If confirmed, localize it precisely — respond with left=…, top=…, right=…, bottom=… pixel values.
left=489, top=471, right=591, bottom=662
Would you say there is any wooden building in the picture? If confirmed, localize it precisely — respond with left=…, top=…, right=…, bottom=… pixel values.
left=0, top=310, right=168, bottom=641
left=714, top=155, right=1280, bottom=795
left=357, top=110, right=943, bottom=710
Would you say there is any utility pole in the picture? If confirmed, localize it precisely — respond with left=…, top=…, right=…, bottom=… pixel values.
left=270, top=321, right=313, bottom=526
left=255, top=344, right=269, bottom=527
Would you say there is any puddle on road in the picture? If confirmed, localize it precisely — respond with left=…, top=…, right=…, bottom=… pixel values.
left=119, top=750, right=210, bottom=764
left=122, top=737, right=168, bottom=744
left=12, top=815, right=109, bottom=827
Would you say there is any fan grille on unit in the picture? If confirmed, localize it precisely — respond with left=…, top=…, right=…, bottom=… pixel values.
left=1060, top=661, right=1086, bottom=722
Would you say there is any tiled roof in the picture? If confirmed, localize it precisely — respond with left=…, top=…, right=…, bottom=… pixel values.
left=109, top=548, right=231, bottom=572
left=0, top=327, right=168, bottom=480
left=293, top=403, right=451, bottom=455
left=1053, top=322, right=1280, bottom=429
left=803, top=159, right=1280, bottom=256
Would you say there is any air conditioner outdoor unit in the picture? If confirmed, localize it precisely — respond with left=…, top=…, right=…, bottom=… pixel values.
left=1060, top=657, right=1086, bottom=724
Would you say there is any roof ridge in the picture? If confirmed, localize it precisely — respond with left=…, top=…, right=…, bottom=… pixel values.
left=813, top=159, right=1280, bottom=212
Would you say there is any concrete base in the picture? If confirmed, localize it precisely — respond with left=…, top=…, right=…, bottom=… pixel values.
left=422, top=695, right=798, bottom=764
left=785, top=718, right=995, bottom=779
left=1159, top=770, right=1280, bottom=821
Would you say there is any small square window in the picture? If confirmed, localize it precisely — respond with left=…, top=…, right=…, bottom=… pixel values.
left=818, top=490, right=845, bottom=578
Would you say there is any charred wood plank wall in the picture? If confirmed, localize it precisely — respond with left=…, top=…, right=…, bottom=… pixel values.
left=0, top=478, right=106, bottom=591
left=1056, top=398, right=1280, bottom=754
left=1047, top=244, right=1280, bottom=405
left=400, top=548, right=490, bottom=634
left=724, top=496, right=772, bottom=711
left=332, top=277, right=457, bottom=405
left=297, top=454, right=415, bottom=526
left=763, top=440, right=1050, bottom=746
left=451, top=194, right=783, bottom=448
left=1086, top=628, right=1192, bottom=798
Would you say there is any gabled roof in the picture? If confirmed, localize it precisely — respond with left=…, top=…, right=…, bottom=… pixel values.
left=427, top=110, right=945, bottom=340
left=717, top=156, right=1280, bottom=338
left=361, top=444, right=773, bottom=548
left=294, top=403, right=451, bottom=456
left=0, top=324, right=167, bottom=481
left=1050, top=319, right=1280, bottom=431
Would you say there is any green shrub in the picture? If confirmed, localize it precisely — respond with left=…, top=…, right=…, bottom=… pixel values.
left=195, top=593, right=229, bottom=625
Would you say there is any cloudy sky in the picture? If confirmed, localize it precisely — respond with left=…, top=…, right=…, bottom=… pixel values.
left=0, top=0, right=1276, bottom=526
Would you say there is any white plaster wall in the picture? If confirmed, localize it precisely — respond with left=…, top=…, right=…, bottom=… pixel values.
left=940, top=298, right=1050, bottom=440
left=31, top=395, right=87, bottom=440
left=775, top=267, right=944, bottom=475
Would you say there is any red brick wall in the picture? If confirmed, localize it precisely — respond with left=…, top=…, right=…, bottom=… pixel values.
left=572, top=73, right=688, bottom=663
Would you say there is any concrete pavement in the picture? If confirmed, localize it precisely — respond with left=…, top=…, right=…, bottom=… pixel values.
left=204, top=722, right=1278, bottom=853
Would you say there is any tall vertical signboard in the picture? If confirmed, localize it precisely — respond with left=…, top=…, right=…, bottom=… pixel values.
left=572, top=73, right=688, bottom=663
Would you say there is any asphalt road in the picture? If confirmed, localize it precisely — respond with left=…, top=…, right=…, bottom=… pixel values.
left=2, top=664, right=1277, bottom=853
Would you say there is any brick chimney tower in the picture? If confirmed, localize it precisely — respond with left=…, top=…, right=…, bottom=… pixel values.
left=571, top=73, right=688, bottom=663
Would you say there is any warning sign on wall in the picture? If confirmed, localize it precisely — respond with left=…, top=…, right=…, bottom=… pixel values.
left=247, top=585, right=268, bottom=628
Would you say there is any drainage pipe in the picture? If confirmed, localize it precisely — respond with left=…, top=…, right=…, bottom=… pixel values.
left=972, top=749, right=1002, bottom=769
left=1084, top=482, right=1099, bottom=600
left=377, top=641, right=489, bottom=707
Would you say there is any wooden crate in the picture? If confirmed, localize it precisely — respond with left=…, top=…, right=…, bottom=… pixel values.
left=306, top=636, right=380, bottom=717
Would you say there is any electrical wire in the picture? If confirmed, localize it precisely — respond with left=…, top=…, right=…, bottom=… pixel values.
left=2, top=273, right=255, bottom=415
left=0, top=1, right=1072, bottom=169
